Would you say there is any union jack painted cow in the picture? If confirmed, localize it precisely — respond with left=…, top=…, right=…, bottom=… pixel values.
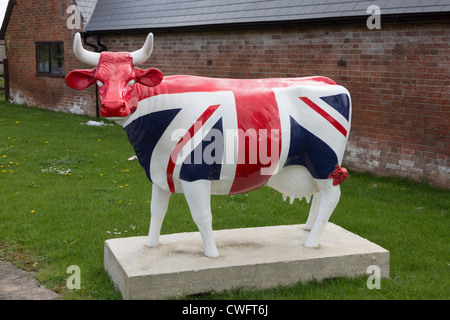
left=66, top=33, right=351, bottom=257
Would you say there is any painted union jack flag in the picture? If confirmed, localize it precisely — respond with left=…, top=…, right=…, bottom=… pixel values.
left=122, top=75, right=351, bottom=194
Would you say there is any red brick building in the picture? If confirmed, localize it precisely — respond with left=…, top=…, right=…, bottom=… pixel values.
left=0, top=0, right=97, bottom=114
left=1, top=0, right=449, bottom=188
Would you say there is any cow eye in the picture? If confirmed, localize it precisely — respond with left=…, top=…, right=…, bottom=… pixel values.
left=96, top=80, right=104, bottom=87
left=127, top=79, right=136, bottom=86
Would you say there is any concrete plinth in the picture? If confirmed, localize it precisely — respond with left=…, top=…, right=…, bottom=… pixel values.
left=104, top=223, right=389, bottom=300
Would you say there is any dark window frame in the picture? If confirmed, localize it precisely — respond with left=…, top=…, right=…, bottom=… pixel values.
left=35, top=41, right=65, bottom=77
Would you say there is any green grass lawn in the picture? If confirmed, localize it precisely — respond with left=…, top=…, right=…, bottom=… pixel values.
left=0, top=101, right=448, bottom=300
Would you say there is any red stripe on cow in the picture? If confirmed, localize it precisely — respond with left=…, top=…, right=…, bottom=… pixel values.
left=229, top=90, right=282, bottom=194
left=299, top=97, right=347, bottom=137
left=166, top=104, right=220, bottom=193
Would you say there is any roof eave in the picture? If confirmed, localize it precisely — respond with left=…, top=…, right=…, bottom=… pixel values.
left=83, top=11, right=450, bottom=35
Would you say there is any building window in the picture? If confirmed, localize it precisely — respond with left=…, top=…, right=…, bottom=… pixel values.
left=36, top=42, right=64, bottom=76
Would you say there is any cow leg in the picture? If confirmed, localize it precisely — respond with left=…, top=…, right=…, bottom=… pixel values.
left=304, top=192, right=321, bottom=231
left=146, top=184, right=171, bottom=247
left=181, top=179, right=219, bottom=258
left=304, top=180, right=341, bottom=248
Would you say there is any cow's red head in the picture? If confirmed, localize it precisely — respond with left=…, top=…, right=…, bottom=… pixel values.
left=66, top=33, right=163, bottom=117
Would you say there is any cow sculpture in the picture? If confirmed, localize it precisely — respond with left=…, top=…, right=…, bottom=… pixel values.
left=66, top=33, right=351, bottom=258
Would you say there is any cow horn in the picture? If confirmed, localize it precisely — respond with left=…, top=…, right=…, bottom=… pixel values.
left=130, top=33, right=153, bottom=66
left=73, top=33, right=100, bottom=67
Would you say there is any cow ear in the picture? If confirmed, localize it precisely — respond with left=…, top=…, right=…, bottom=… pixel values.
left=66, top=68, right=97, bottom=90
left=135, top=68, right=163, bottom=87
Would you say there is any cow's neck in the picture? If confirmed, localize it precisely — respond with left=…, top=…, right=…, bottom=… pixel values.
left=135, top=79, right=170, bottom=101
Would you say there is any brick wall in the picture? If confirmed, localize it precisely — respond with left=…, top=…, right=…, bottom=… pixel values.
left=5, top=0, right=97, bottom=116
left=5, top=4, right=449, bottom=188
left=100, top=20, right=449, bottom=188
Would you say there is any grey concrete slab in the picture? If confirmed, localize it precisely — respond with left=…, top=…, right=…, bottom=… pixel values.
left=104, top=223, right=389, bottom=300
left=0, top=260, right=60, bottom=300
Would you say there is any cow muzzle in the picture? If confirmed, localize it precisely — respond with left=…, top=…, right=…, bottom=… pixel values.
left=100, top=100, right=130, bottom=117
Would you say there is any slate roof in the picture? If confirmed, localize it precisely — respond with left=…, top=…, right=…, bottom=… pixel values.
left=74, top=0, right=98, bottom=23
left=85, top=0, right=450, bottom=32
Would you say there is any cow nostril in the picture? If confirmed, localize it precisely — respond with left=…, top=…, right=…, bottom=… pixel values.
left=100, top=101, right=129, bottom=117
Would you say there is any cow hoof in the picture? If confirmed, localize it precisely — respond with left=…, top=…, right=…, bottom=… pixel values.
left=205, top=253, right=220, bottom=258
left=303, top=225, right=312, bottom=231
left=205, top=248, right=220, bottom=258
left=145, top=240, right=159, bottom=247
left=304, top=239, right=319, bottom=248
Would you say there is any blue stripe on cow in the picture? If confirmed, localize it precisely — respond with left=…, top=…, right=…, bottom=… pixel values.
left=180, top=118, right=223, bottom=182
left=124, top=108, right=182, bottom=182
left=320, top=93, right=350, bottom=121
left=284, top=116, right=339, bottom=179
